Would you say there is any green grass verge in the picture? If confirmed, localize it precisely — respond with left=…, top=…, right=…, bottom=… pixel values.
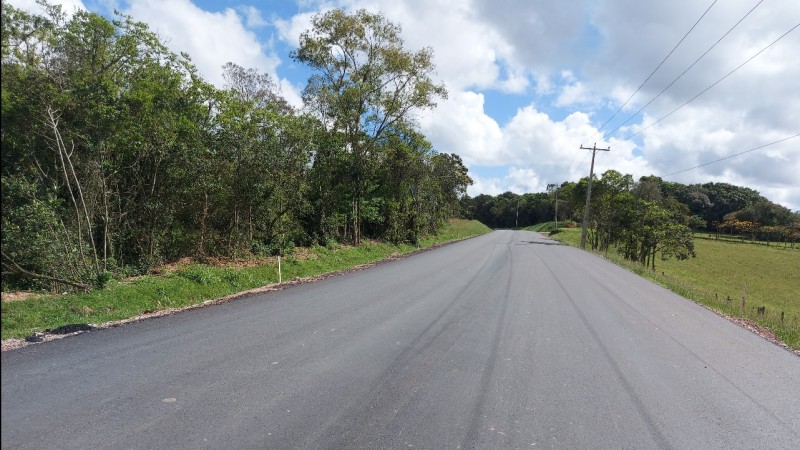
left=1, top=219, right=491, bottom=341
left=544, top=227, right=800, bottom=350
left=524, top=221, right=577, bottom=233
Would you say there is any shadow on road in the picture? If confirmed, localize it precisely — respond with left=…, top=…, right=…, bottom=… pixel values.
left=515, top=240, right=564, bottom=246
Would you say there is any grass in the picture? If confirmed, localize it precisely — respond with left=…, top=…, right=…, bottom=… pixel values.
left=540, top=227, right=800, bottom=350
left=1, top=219, right=491, bottom=341
left=525, top=221, right=577, bottom=233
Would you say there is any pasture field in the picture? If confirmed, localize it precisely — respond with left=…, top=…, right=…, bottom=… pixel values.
left=546, top=227, right=800, bottom=350
left=1, top=220, right=490, bottom=342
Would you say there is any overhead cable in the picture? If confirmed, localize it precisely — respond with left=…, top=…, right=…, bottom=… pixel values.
left=582, top=0, right=719, bottom=146
left=628, top=22, right=799, bottom=140
left=605, top=0, right=766, bottom=140
left=664, top=133, right=800, bottom=176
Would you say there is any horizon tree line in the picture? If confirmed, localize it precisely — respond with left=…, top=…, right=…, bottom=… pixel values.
left=461, top=174, right=800, bottom=268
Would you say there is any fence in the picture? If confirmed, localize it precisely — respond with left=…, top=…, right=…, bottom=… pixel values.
left=603, top=252, right=799, bottom=350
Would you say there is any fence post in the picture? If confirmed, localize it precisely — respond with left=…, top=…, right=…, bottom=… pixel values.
left=740, top=281, right=747, bottom=316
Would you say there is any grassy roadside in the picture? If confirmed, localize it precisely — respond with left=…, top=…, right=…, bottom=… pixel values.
left=539, top=227, right=800, bottom=350
left=1, top=219, right=490, bottom=342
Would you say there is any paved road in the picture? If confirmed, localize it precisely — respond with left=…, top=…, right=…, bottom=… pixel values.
left=2, top=230, right=799, bottom=449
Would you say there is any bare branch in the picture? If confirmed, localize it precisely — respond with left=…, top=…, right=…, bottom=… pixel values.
left=2, top=251, right=91, bottom=291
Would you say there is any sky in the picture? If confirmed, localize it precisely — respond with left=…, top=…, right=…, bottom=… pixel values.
left=9, top=0, right=800, bottom=211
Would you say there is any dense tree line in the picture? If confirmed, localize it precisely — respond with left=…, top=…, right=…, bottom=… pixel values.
left=462, top=172, right=800, bottom=268
left=1, top=4, right=469, bottom=291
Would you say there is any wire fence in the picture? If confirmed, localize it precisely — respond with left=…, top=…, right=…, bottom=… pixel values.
left=602, top=252, right=799, bottom=350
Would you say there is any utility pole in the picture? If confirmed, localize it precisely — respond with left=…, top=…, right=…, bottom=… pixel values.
left=579, top=143, right=610, bottom=250
left=554, top=190, right=558, bottom=230
left=547, top=183, right=559, bottom=231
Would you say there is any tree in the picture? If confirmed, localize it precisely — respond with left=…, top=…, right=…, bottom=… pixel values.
left=2, top=2, right=213, bottom=287
left=591, top=170, right=633, bottom=251
left=700, top=182, right=765, bottom=226
left=209, top=62, right=311, bottom=256
left=371, top=124, right=431, bottom=242
left=1, top=2, right=468, bottom=293
left=292, top=8, right=447, bottom=244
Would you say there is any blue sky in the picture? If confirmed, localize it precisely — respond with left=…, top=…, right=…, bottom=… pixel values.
left=10, top=0, right=800, bottom=210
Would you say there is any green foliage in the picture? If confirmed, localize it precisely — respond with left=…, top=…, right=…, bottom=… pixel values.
left=292, top=8, right=448, bottom=245
left=94, top=271, right=114, bottom=289
left=466, top=191, right=559, bottom=229
left=525, top=221, right=574, bottom=233
left=1, top=220, right=488, bottom=341
left=1, top=2, right=469, bottom=294
left=469, top=171, right=795, bottom=270
left=177, top=266, right=222, bottom=285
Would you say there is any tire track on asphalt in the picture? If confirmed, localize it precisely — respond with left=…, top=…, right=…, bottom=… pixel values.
left=538, top=253, right=674, bottom=450
left=565, top=251, right=800, bottom=439
left=462, top=231, right=516, bottom=448
left=308, top=232, right=514, bottom=447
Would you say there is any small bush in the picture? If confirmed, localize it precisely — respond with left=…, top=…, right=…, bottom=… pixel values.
left=176, top=266, right=221, bottom=285
left=94, top=271, right=114, bottom=289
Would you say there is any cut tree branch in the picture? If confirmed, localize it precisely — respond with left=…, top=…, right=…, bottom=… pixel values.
left=2, top=251, right=91, bottom=291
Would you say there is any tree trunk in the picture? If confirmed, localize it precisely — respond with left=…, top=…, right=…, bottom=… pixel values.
left=49, top=107, right=104, bottom=278
left=100, top=162, right=111, bottom=272
left=198, top=190, right=209, bottom=256
left=2, top=251, right=91, bottom=291
left=353, top=196, right=361, bottom=245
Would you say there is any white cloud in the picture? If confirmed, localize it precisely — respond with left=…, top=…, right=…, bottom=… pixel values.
left=238, top=5, right=268, bottom=28
left=121, top=0, right=279, bottom=88
left=274, top=10, right=319, bottom=48
left=504, top=167, right=544, bottom=194
left=278, top=78, right=304, bottom=109
left=291, top=0, right=532, bottom=93
left=556, top=81, right=589, bottom=108
left=419, top=91, right=503, bottom=166
left=467, top=168, right=543, bottom=197
left=425, top=97, right=655, bottom=196
left=496, top=67, right=530, bottom=94
left=468, top=175, right=504, bottom=197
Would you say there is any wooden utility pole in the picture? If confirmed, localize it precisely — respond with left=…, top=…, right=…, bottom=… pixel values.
left=547, top=183, right=559, bottom=231
left=579, top=143, right=610, bottom=250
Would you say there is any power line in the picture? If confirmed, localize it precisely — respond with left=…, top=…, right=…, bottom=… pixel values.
left=628, top=22, right=799, bottom=141
left=664, top=133, right=800, bottom=177
left=603, top=0, right=765, bottom=141
left=555, top=142, right=591, bottom=191
left=582, top=0, right=719, bottom=146
left=571, top=0, right=721, bottom=181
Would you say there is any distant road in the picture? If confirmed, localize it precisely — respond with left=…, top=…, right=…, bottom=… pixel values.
left=2, top=230, right=799, bottom=449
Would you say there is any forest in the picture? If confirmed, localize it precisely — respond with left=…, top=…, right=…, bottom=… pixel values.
left=463, top=172, right=800, bottom=268
left=1, top=4, right=470, bottom=291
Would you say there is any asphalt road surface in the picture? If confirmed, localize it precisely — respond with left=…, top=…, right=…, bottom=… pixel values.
left=2, top=230, right=799, bottom=449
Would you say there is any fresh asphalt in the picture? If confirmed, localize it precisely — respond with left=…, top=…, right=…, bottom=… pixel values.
left=2, top=230, right=799, bottom=449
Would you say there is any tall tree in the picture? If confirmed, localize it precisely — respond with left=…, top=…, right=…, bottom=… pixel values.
left=208, top=62, right=318, bottom=256
left=292, top=8, right=447, bottom=244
